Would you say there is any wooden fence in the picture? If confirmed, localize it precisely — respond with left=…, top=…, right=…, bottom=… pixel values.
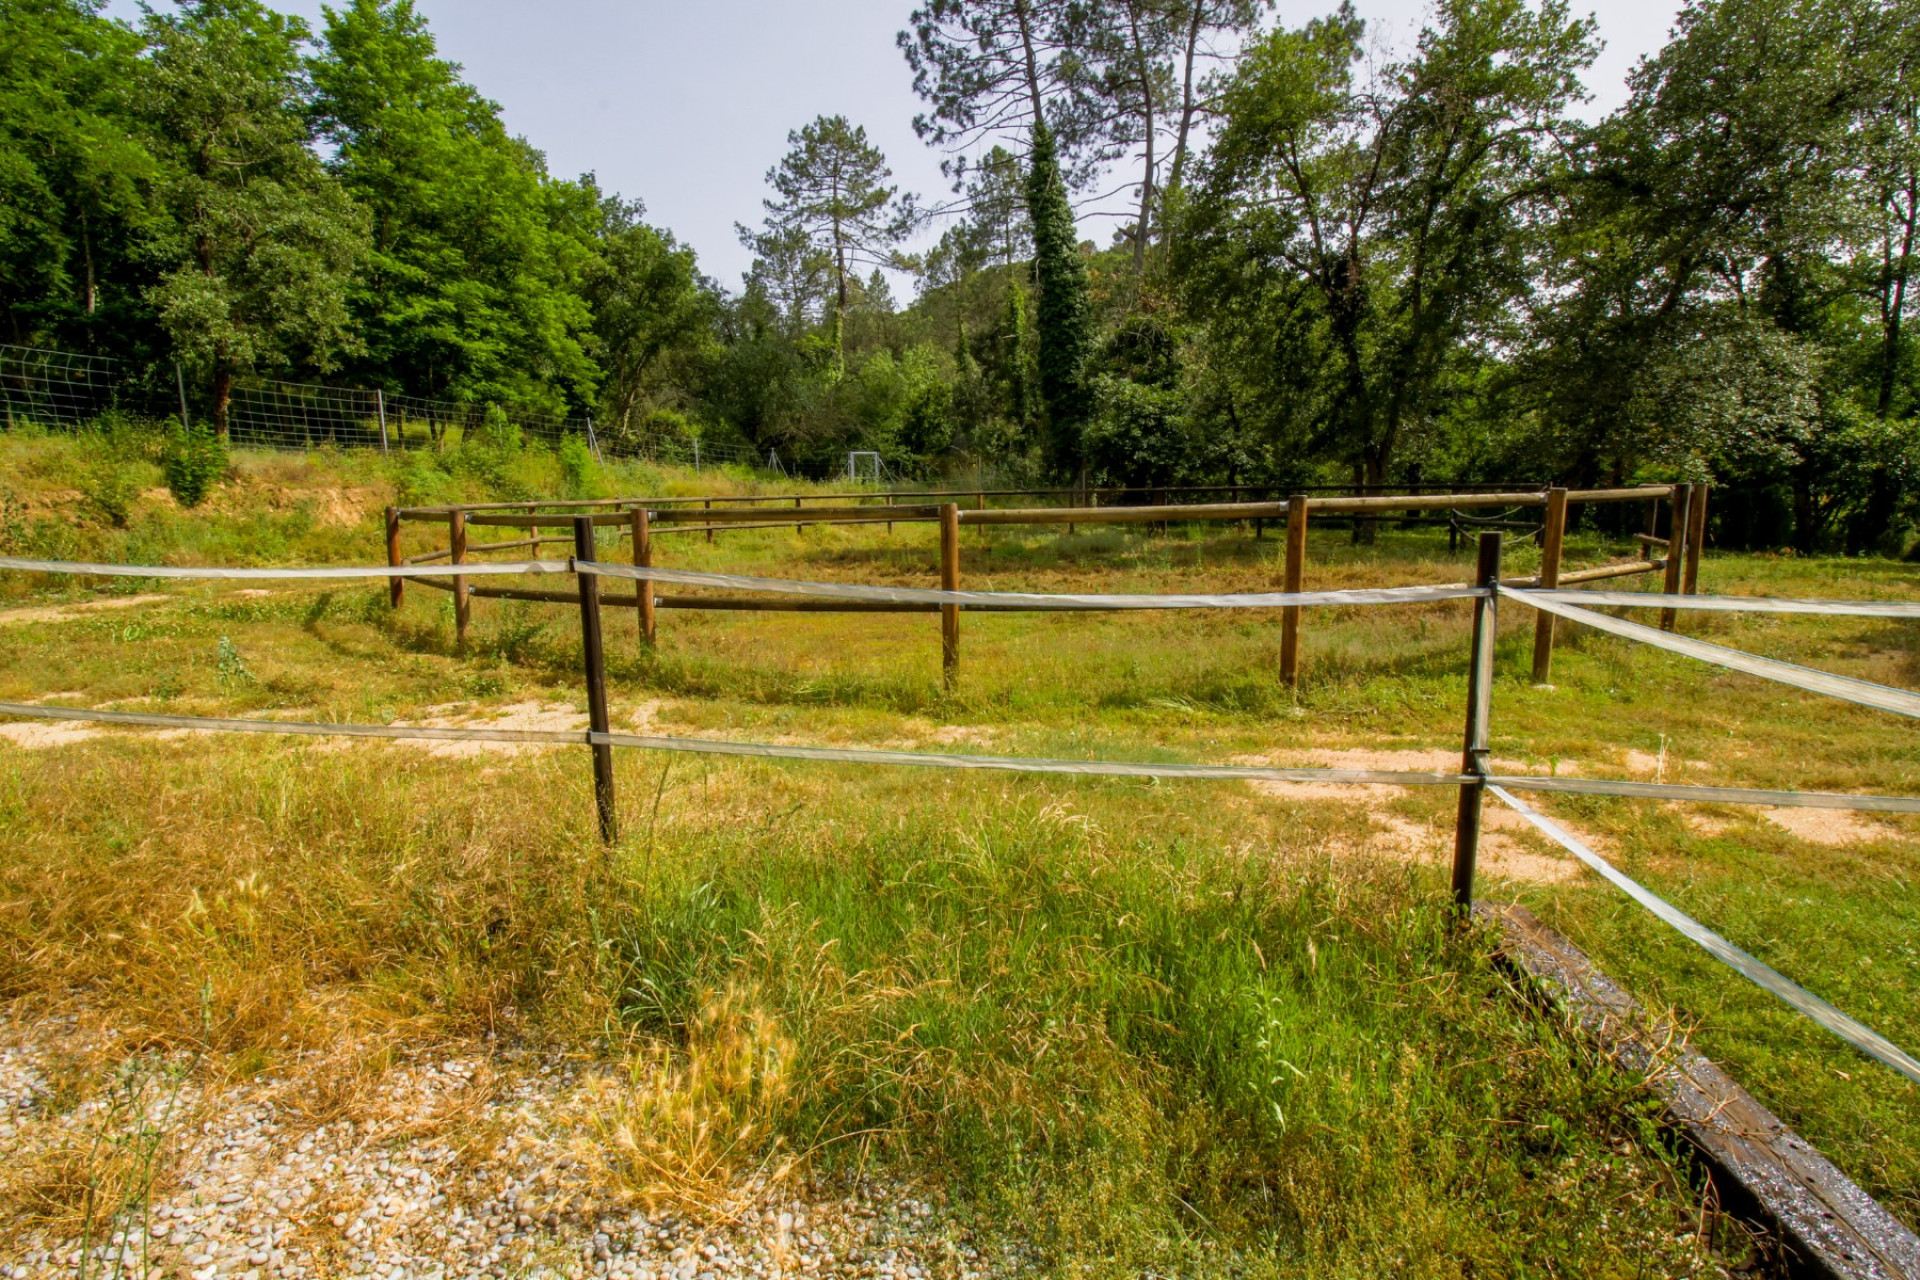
left=386, top=483, right=1698, bottom=688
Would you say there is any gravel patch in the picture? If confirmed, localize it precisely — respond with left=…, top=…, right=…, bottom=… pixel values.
left=0, top=1017, right=1022, bottom=1280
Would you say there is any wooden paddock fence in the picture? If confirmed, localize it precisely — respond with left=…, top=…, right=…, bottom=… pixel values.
left=385, top=483, right=1699, bottom=688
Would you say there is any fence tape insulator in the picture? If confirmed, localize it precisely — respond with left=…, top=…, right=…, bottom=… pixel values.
left=1518, top=588, right=1920, bottom=618
left=1485, top=774, right=1920, bottom=814
left=1487, top=785, right=1920, bottom=1086
left=0, top=556, right=573, bottom=580
left=1505, top=588, right=1920, bottom=720
left=576, top=560, right=1489, bottom=610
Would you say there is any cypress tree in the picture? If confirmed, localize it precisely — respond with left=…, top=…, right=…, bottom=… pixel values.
left=1024, top=120, right=1094, bottom=480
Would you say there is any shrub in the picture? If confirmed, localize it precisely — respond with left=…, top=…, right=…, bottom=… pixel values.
left=558, top=434, right=603, bottom=499
left=472, top=404, right=522, bottom=452
left=1083, top=377, right=1193, bottom=489
left=79, top=457, right=142, bottom=528
left=162, top=417, right=227, bottom=509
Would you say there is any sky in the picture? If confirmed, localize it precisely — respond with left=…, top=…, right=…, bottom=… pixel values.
left=107, top=0, right=1688, bottom=290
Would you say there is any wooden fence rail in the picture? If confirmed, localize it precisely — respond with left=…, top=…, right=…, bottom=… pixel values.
left=388, top=484, right=1697, bottom=683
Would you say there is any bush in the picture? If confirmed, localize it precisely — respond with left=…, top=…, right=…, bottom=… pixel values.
left=558, top=434, right=603, bottom=499
left=163, top=417, right=228, bottom=509
left=79, top=456, right=142, bottom=528
left=1083, top=377, right=1193, bottom=488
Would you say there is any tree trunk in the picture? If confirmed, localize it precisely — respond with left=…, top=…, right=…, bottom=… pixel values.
left=1878, top=164, right=1917, bottom=418
left=1791, top=464, right=1817, bottom=554
left=1013, top=0, right=1044, bottom=126
left=1168, top=0, right=1204, bottom=205
left=212, top=364, right=233, bottom=438
left=1125, top=0, right=1156, bottom=275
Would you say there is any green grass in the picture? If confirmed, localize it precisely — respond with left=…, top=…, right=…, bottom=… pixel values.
left=0, top=435, right=1915, bottom=1271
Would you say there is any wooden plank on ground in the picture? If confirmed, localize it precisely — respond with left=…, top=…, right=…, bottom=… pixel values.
left=1479, top=902, right=1920, bottom=1280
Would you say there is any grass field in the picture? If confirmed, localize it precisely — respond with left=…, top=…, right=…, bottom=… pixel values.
left=0, top=438, right=1914, bottom=1275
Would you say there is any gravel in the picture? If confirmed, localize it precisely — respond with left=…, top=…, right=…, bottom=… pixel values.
left=0, top=1017, right=1023, bottom=1280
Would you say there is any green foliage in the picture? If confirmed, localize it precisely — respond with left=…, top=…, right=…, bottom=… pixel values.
left=557, top=433, right=602, bottom=499
left=162, top=416, right=227, bottom=509
left=1084, top=376, right=1191, bottom=487
left=755, top=116, right=916, bottom=363
left=78, top=453, right=143, bottom=528
left=0, top=0, right=158, bottom=350
left=310, top=0, right=602, bottom=415
left=587, top=216, right=713, bottom=440
left=214, top=634, right=252, bottom=685
left=471, top=403, right=521, bottom=453
left=142, top=0, right=370, bottom=428
left=1025, top=121, right=1095, bottom=479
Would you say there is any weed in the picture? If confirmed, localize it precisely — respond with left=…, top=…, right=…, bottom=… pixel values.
left=215, top=636, right=252, bottom=687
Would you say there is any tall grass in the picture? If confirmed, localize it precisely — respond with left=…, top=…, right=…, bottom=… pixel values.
left=0, top=740, right=1730, bottom=1274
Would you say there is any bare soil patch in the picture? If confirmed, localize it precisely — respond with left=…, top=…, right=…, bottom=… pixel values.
left=0, top=594, right=170, bottom=628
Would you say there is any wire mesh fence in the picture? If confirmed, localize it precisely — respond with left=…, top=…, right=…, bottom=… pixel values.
left=0, top=343, right=768, bottom=472
left=0, top=345, right=122, bottom=429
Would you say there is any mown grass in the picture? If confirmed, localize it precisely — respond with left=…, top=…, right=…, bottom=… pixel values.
left=0, top=438, right=1914, bottom=1270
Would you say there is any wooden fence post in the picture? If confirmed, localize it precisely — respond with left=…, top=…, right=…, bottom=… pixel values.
left=1531, top=487, right=1568, bottom=684
left=1661, top=483, right=1693, bottom=632
left=705, top=497, right=713, bottom=545
left=632, top=505, right=655, bottom=647
left=385, top=506, right=404, bottom=608
left=1281, top=495, right=1309, bottom=686
left=795, top=495, right=803, bottom=535
left=450, top=510, right=470, bottom=645
left=940, top=503, right=961, bottom=687
left=1683, top=482, right=1709, bottom=598
left=1452, top=532, right=1502, bottom=912
left=573, top=517, right=618, bottom=843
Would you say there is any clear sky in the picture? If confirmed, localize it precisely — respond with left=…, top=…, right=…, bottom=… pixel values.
left=107, top=0, right=1687, bottom=290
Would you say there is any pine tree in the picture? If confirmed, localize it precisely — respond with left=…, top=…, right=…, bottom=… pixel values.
left=1024, top=120, right=1093, bottom=479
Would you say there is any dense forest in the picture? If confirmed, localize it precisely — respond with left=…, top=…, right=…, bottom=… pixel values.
left=5, top=0, right=1920, bottom=550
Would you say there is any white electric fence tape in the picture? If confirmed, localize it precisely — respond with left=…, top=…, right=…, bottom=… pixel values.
left=578, top=560, right=1484, bottom=609
left=0, top=701, right=1471, bottom=786
left=1520, top=589, right=1920, bottom=618
left=1505, top=589, right=1920, bottom=720
left=1485, top=774, right=1920, bottom=814
left=1487, top=785, right=1920, bottom=1086
left=0, top=556, right=572, bottom=580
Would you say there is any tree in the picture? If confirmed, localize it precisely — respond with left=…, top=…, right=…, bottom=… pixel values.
left=311, top=0, right=599, bottom=415
left=1026, top=119, right=1095, bottom=478
left=898, top=0, right=1110, bottom=190
left=0, top=0, right=159, bottom=350
left=736, top=221, right=832, bottom=338
left=1513, top=0, right=1885, bottom=550
left=1078, top=0, right=1178, bottom=273
left=1181, top=0, right=1595, bottom=514
left=753, top=115, right=917, bottom=369
left=142, top=0, right=367, bottom=433
left=584, top=203, right=715, bottom=438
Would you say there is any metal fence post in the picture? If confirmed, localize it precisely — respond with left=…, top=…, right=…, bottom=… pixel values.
left=376, top=389, right=389, bottom=454
left=1452, top=531, right=1502, bottom=913
left=574, top=517, right=618, bottom=844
